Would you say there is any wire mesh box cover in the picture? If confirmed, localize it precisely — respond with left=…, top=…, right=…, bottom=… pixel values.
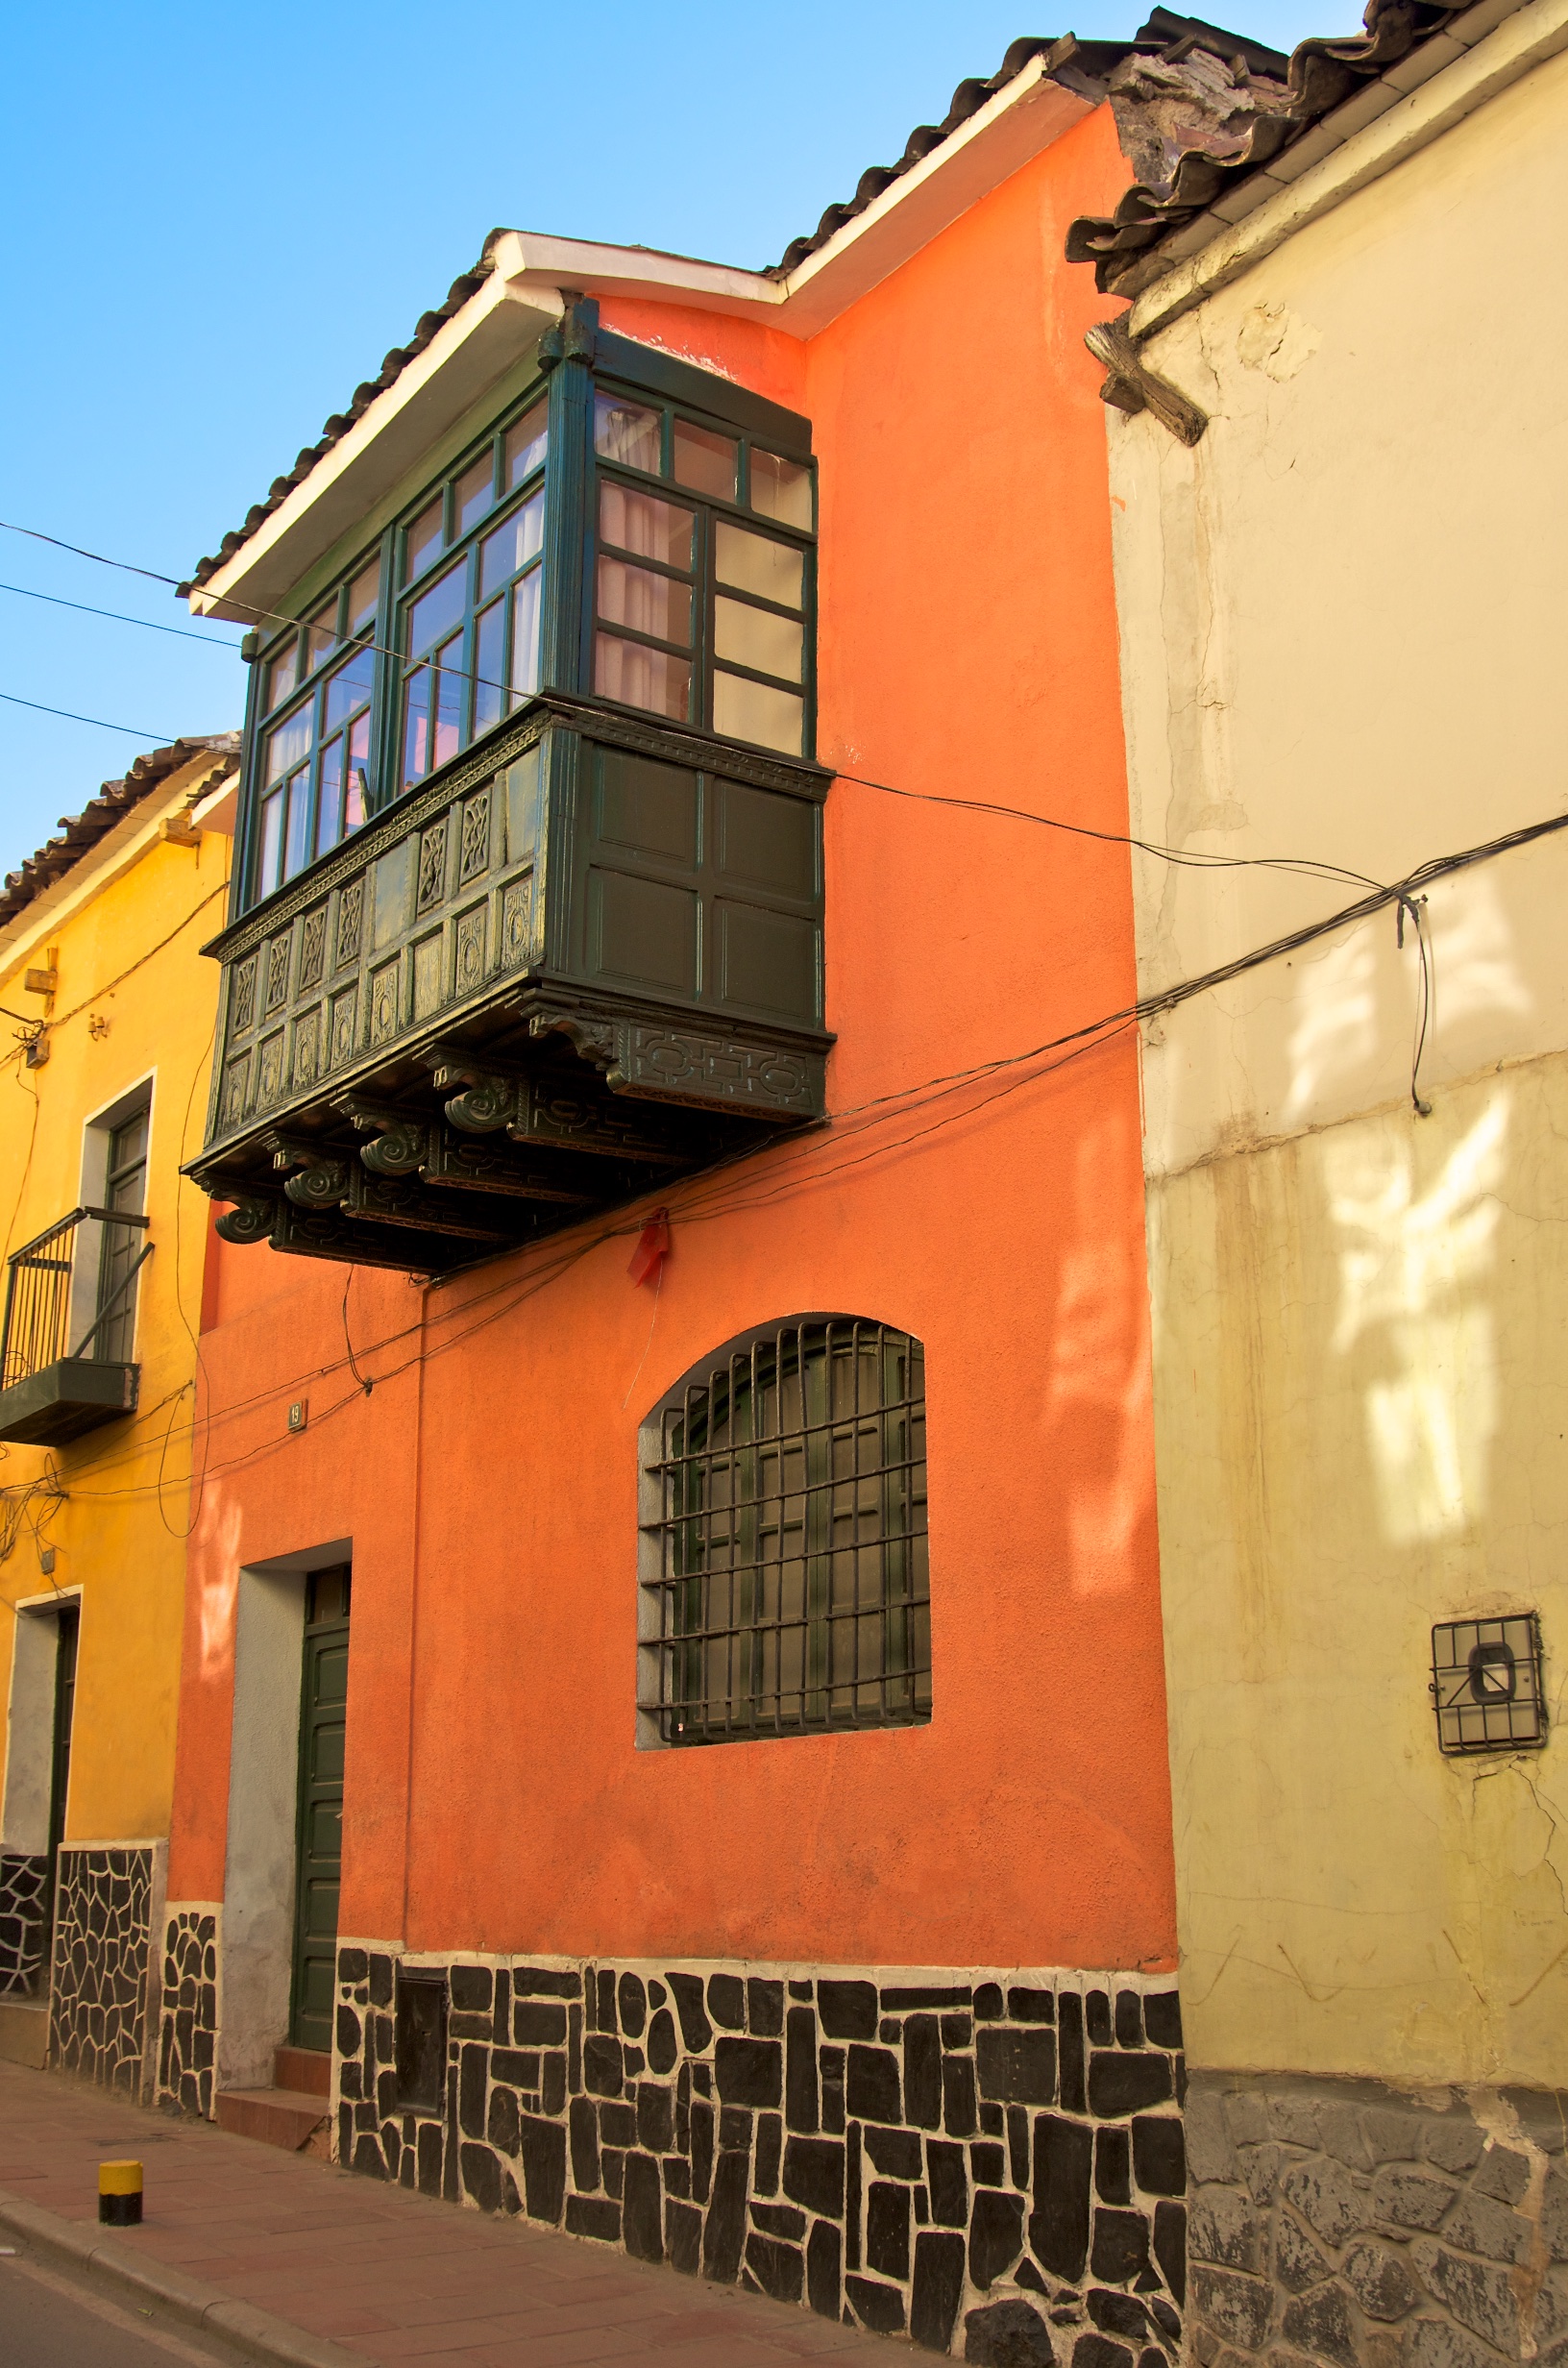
left=1430, top=1614, right=1545, bottom=1754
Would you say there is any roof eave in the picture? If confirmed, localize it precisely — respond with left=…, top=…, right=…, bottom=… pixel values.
left=189, top=51, right=1098, bottom=625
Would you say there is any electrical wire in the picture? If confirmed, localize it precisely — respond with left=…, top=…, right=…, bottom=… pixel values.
left=46, top=796, right=1568, bottom=1505
left=0, top=689, right=182, bottom=740
left=0, top=580, right=243, bottom=649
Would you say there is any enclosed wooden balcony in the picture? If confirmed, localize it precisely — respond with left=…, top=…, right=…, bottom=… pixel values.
left=190, top=696, right=829, bottom=1273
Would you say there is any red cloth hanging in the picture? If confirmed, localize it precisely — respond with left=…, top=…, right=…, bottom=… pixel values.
left=627, top=1211, right=670, bottom=1288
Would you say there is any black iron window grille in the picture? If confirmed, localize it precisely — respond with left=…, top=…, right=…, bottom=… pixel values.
left=640, top=1320, right=929, bottom=1746
left=0, top=1206, right=151, bottom=1390
left=1431, top=1614, right=1545, bottom=1754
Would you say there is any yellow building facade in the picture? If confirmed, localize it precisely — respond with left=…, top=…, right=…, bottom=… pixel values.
left=1069, top=1, right=1568, bottom=2361
left=0, top=736, right=235, bottom=2088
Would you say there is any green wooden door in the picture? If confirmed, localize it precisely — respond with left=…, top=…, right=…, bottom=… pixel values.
left=290, top=1566, right=350, bottom=2052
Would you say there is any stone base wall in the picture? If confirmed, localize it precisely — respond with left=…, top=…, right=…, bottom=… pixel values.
left=156, top=1909, right=219, bottom=2119
left=0, top=1853, right=48, bottom=1996
left=1187, top=2071, right=1568, bottom=2368
left=334, top=1947, right=1188, bottom=2361
left=48, top=1847, right=157, bottom=2095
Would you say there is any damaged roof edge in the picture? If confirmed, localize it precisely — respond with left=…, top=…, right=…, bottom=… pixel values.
left=181, top=12, right=1271, bottom=602
left=0, top=735, right=241, bottom=933
left=1065, top=0, right=1475, bottom=296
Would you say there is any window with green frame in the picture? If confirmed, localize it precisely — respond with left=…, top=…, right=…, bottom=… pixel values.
left=396, top=395, right=548, bottom=794
left=255, top=557, right=380, bottom=900
left=237, top=329, right=816, bottom=914
left=639, top=1320, right=929, bottom=1746
left=592, top=388, right=815, bottom=758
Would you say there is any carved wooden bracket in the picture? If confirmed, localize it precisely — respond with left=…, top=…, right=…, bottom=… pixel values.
left=213, top=1195, right=276, bottom=1246
left=1085, top=316, right=1208, bottom=445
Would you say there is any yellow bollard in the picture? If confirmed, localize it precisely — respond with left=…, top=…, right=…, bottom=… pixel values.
left=98, top=2159, right=142, bottom=2227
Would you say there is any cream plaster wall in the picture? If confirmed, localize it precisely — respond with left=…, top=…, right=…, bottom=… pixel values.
left=1105, top=42, right=1568, bottom=2081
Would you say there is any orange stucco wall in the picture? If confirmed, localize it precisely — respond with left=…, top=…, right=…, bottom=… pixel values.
left=169, top=105, right=1174, bottom=1975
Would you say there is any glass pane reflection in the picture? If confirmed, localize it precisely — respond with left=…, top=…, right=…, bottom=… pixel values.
left=455, top=456, right=494, bottom=534
left=673, top=419, right=737, bottom=500
left=597, top=557, right=692, bottom=647
left=510, top=573, right=541, bottom=702
left=408, top=562, right=465, bottom=657
left=749, top=451, right=813, bottom=530
left=504, top=402, right=548, bottom=487
left=479, top=492, right=543, bottom=599
left=406, top=497, right=444, bottom=580
left=714, top=597, right=802, bottom=682
left=715, top=522, right=802, bottom=608
left=713, top=670, right=803, bottom=754
left=599, top=482, right=692, bottom=571
left=595, top=633, right=690, bottom=721
left=595, top=394, right=661, bottom=473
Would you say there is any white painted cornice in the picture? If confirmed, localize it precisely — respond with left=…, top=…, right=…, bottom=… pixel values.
left=190, top=56, right=1092, bottom=626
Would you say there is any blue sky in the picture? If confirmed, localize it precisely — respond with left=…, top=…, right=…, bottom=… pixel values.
left=2, top=0, right=1349, bottom=871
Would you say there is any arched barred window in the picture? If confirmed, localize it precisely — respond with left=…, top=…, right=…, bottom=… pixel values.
left=638, top=1318, right=929, bottom=1746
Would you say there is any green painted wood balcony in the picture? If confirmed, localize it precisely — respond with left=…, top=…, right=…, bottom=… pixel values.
left=190, top=695, right=830, bottom=1274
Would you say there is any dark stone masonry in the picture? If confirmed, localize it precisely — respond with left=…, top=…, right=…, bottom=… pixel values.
left=0, top=1851, right=48, bottom=1995
left=1186, top=2070, right=1568, bottom=2368
left=331, top=1952, right=1188, bottom=2359
left=48, top=1847, right=156, bottom=2093
left=156, top=1910, right=217, bottom=2119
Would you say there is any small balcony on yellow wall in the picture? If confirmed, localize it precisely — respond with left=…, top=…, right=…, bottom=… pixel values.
left=0, top=1207, right=150, bottom=1446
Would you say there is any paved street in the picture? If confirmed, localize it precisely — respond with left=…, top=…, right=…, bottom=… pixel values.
left=0, top=2063, right=898, bottom=2365
left=0, top=2247, right=243, bottom=2367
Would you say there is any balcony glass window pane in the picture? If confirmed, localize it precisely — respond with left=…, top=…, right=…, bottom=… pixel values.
left=306, top=604, right=337, bottom=674
left=510, top=573, right=542, bottom=702
left=595, top=393, right=661, bottom=473
left=347, top=561, right=380, bottom=638
left=713, top=671, right=804, bottom=755
left=714, top=521, right=802, bottom=609
left=258, top=789, right=283, bottom=895
left=599, top=481, right=692, bottom=571
left=673, top=419, right=737, bottom=501
left=479, top=491, right=544, bottom=599
left=749, top=451, right=813, bottom=530
left=456, top=453, right=495, bottom=535
left=325, top=642, right=375, bottom=729
left=407, top=560, right=466, bottom=658
left=504, top=401, right=548, bottom=488
left=714, top=596, right=802, bottom=683
left=283, top=769, right=312, bottom=879
left=474, top=599, right=504, bottom=735
left=346, top=716, right=369, bottom=830
left=406, top=496, right=444, bottom=581
left=597, top=557, right=692, bottom=648
left=595, top=633, right=691, bottom=721
left=317, top=741, right=344, bottom=855
left=265, top=643, right=298, bottom=713
left=403, top=667, right=431, bottom=787
left=433, top=634, right=463, bottom=771
left=265, top=704, right=314, bottom=785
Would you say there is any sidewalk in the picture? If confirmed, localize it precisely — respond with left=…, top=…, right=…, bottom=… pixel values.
left=0, top=2062, right=900, bottom=2367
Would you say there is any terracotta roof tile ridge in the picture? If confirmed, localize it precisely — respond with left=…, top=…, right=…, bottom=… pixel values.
left=1065, top=0, right=1465, bottom=292
left=766, top=15, right=1285, bottom=279
left=0, top=734, right=241, bottom=929
left=183, top=20, right=1280, bottom=598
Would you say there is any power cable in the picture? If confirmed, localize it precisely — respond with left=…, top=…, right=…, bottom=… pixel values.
left=51, top=796, right=1568, bottom=1500
left=0, top=689, right=182, bottom=740
left=0, top=580, right=244, bottom=649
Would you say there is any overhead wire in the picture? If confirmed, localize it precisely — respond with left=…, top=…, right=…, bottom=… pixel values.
left=0, top=580, right=244, bottom=649
left=47, top=796, right=1568, bottom=1504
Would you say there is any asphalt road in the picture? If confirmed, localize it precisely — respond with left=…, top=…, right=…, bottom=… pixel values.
left=0, top=2250, right=244, bottom=2367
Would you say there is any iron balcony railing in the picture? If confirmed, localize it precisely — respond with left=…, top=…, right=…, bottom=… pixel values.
left=0, top=1207, right=152, bottom=1391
